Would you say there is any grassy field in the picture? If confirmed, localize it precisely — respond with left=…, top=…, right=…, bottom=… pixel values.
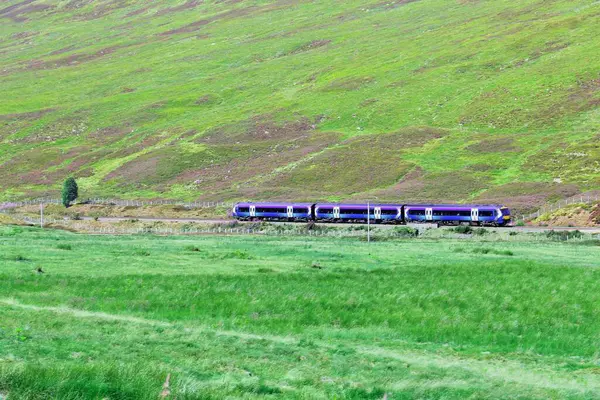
left=1, top=226, right=600, bottom=398
left=1, top=1, right=600, bottom=209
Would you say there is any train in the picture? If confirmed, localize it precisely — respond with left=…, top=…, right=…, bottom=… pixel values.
left=232, top=202, right=512, bottom=226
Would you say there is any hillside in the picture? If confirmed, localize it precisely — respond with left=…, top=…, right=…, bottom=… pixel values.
left=1, top=0, right=599, bottom=211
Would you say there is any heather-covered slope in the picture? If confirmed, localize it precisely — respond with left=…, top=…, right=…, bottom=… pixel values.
left=1, top=0, right=599, bottom=211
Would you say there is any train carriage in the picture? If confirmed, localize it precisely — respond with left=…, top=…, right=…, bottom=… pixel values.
left=232, top=202, right=312, bottom=221
left=315, top=204, right=402, bottom=223
left=404, top=204, right=511, bottom=226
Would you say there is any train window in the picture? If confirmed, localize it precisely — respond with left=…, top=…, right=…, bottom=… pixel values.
left=257, top=207, right=286, bottom=213
left=341, top=208, right=367, bottom=214
left=319, top=208, right=333, bottom=214
left=381, top=209, right=397, bottom=215
left=458, top=211, right=471, bottom=217
left=238, top=207, right=249, bottom=213
left=293, top=207, right=307, bottom=213
left=480, top=210, right=493, bottom=217
left=409, top=210, right=426, bottom=216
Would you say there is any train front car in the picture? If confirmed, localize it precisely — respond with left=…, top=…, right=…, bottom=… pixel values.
left=404, top=204, right=512, bottom=226
left=498, top=206, right=512, bottom=226
left=315, top=203, right=403, bottom=223
left=232, top=202, right=312, bottom=221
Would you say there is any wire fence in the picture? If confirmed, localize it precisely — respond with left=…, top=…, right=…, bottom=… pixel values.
left=0, top=198, right=233, bottom=210
left=3, top=193, right=600, bottom=225
left=521, top=193, right=600, bottom=222
left=8, top=214, right=600, bottom=242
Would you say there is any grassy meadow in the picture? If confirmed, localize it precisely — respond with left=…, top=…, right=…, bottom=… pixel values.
left=1, top=226, right=600, bottom=398
left=1, top=0, right=599, bottom=208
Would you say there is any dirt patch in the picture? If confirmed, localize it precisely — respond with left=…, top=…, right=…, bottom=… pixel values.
left=197, top=116, right=316, bottom=145
left=26, top=43, right=134, bottom=71
left=48, top=45, right=79, bottom=56
left=270, top=130, right=444, bottom=197
left=360, top=98, right=379, bottom=107
left=195, top=95, right=215, bottom=105
left=288, top=39, right=331, bottom=55
left=10, top=30, right=38, bottom=40
left=0, top=145, right=92, bottom=187
left=0, top=108, right=57, bottom=142
left=87, top=126, right=132, bottom=143
left=177, top=131, right=341, bottom=194
left=0, top=0, right=53, bottom=22
left=160, top=6, right=257, bottom=36
left=466, top=137, right=520, bottom=153
left=125, top=5, right=151, bottom=17
left=590, top=203, right=600, bottom=225
left=156, top=1, right=202, bottom=16
left=105, top=133, right=163, bottom=159
left=0, top=108, right=56, bottom=121
left=13, top=113, right=88, bottom=144
left=373, top=170, right=490, bottom=203
left=368, top=0, right=419, bottom=9
left=523, top=135, right=600, bottom=184
left=70, top=0, right=131, bottom=21
left=323, top=76, right=374, bottom=92
left=475, top=182, right=582, bottom=214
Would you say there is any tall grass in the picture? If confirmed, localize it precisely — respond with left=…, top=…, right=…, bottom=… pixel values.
left=1, top=227, right=600, bottom=398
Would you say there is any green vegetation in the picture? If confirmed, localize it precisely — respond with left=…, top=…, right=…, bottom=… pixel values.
left=1, top=226, right=600, bottom=398
left=61, top=177, right=79, bottom=208
left=1, top=1, right=599, bottom=210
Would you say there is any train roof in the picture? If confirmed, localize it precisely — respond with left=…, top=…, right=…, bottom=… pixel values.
left=404, top=204, right=506, bottom=208
left=235, top=202, right=313, bottom=206
left=235, top=202, right=508, bottom=208
left=315, top=203, right=401, bottom=208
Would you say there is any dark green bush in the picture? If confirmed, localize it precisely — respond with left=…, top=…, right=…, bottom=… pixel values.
left=546, top=230, right=584, bottom=240
left=450, top=225, right=473, bottom=234
left=394, top=226, right=419, bottom=237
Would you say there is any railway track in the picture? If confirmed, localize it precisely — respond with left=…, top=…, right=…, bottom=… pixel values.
left=63, top=216, right=600, bottom=234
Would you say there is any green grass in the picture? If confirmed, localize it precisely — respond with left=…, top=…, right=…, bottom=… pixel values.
left=1, top=226, right=600, bottom=398
left=0, top=1, right=599, bottom=209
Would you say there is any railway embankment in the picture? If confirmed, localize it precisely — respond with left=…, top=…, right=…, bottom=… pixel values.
left=532, top=202, right=600, bottom=227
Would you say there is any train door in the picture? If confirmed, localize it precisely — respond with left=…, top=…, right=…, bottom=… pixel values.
left=250, top=205, right=256, bottom=217
left=287, top=206, right=294, bottom=218
left=374, top=207, right=382, bottom=220
left=333, top=206, right=340, bottom=219
left=471, top=208, right=479, bottom=222
left=425, top=208, right=433, bottom=221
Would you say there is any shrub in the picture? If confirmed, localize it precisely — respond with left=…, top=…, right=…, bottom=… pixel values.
left=472, top=228, right=488, bottom=236
left=394, top=226, right=419, bottom=237
left=56, top=244, right=72, bottom=250
left=220, top=250, right=253, bottom=259
left=450, top=225, right=473, bottom=234
left=133, top=249, right=150, bottom=256
left=184, top=245, right=201, bottom=252
left=471, top=247, right=514, bottom=256
left=546, top=230, right=584, bottom=240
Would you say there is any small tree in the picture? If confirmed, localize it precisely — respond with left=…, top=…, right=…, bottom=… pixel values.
left=62, top=177, right=78, bottom=208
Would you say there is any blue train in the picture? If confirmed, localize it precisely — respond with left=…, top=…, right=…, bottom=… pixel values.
left=232, top=202, right=512, bottom=226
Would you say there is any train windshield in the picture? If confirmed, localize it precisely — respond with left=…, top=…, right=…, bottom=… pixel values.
left=501, top=207, right=511, bottom=215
